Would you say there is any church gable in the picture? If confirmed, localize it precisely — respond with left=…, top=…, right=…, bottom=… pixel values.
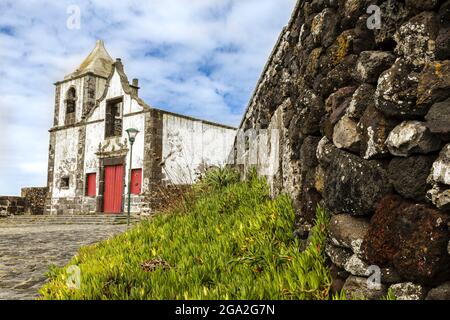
left=86, top=59, right=148, bottom=123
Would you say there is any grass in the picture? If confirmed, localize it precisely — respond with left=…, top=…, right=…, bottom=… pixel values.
left=39, top=168, right=333, bottom=300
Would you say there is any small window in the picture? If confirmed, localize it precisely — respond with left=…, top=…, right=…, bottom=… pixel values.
left=105, top=98, right=123, bottom=138
left=130, top=169, right=142, bottom=195
left=65, top=87, right=77, bottom=125
left=60, top=176, right=70, bottom=189
left=86, top=173, right=97, bottom=197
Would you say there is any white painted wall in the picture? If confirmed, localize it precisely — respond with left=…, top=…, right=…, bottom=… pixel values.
left=84, top=121, right=103, bottom=174
left=162, top=114, right=236, bottom=184
left=122, top=113, right=146, bottom=193
left=52, top=127, right=79, bottom=198
left=202, top=122, right=237, bottom=166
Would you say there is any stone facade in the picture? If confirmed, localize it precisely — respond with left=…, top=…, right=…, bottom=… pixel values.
left=21, top=187, right=48, bottom=215
left=46, top=41, right=236, bottom=216
left=0, top=188, right=48, bottom=217
left=233, top=0, right=450, bottom=299
left=0, top=197, right=27, bottom=217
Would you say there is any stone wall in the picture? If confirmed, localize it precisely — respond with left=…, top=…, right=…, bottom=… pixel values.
left=0, top=188, right=48, bottom=217
left=235, top=0, right=450, bottom=299
left=21, top=187, right=48, bottom=215
left=0, top=197, right=27, bottom=217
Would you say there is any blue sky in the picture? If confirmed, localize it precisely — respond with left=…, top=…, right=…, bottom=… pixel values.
left=0, top=0, right=296, bottom=195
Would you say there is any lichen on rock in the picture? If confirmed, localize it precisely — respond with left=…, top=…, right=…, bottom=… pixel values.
left=394, top=11, right=439, bottom=67
left=389, top=282, right=427, bottom=300
left=375, top=59, right=422, bottom=118
left=386, top=121, right=441, bottom=157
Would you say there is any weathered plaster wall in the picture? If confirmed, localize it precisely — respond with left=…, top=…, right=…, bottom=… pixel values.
left=162, top=114, right=236, bottom=185
left=123, top=114, right=145, bottom=173
left=202, top=122, right=237, bottom=166
left=52, top=127, right=79, bottom=198
left=84, top=122, right=103, bottom=174
left=234, top=0, right=450, bottom=299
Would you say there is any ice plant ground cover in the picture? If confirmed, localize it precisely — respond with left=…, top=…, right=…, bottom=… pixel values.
left=39, top=168, right=334, bottom=300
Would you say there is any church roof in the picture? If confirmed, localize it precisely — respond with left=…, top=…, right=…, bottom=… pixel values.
left=64, top=40, right=114, bottom=80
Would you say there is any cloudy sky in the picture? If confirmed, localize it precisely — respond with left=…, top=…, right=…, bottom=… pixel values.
left=0, top=0, right=296, bottom=195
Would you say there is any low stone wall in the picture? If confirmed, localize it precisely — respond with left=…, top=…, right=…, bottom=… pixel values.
left=234, top=0, right=450, bottom=299
left=0, top=197, right=27, bottom=217
left=45, top=195, right=145, bottom=215
left=1, top=188, right=49, bottom=216
left=21, top=187, right=48, bottom=215
left=46, top=196, right=98, bottom=215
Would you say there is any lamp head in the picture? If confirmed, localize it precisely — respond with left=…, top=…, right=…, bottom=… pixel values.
left=126, top=128, right=139, bottom=144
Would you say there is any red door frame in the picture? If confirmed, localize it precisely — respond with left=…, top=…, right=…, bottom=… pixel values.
left=103, top=165, right=124, bottom=214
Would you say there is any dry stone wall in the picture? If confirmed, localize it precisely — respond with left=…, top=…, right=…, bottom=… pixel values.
left=235, top=0, right=450, bottom=299
left=21, top=187, right=48, bottom=215
left=0, top=197, right=27, bottom=217
left=0, top=188, right=48, bottom=217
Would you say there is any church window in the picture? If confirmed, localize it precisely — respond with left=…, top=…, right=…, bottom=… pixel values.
left=65, top=87, right=77, bottom=125
left=105, top=98, right=123, bottom=138
left=60, top=176, right=70, bottom=189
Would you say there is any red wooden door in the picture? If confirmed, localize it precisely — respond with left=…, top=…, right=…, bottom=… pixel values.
left=130, top=169, right=142, bottom=195
left=103, top=165, right=124, bottom=214
left=86, top=173, right=96, bottom=197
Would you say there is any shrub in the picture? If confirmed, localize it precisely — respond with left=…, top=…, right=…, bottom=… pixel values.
left=39, top=174, right=332, bottom=300
left=199, top=166, right=240, bottom=191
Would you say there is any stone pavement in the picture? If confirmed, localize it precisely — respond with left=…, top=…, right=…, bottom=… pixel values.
left=0, top=222, right=127, bottom=300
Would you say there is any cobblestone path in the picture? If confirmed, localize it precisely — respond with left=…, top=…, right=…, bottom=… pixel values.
left=0, top=222, right=126, bottom=300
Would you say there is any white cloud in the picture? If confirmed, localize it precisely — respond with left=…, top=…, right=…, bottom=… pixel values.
left=0, top=0, right=296, bottom=195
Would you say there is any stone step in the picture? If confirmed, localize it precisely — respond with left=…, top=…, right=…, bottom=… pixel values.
left=0, top=214, right=142, bottom=225
left=6, top=214, right=138, bottom=219
left=0, top=218, right=139, bottom=221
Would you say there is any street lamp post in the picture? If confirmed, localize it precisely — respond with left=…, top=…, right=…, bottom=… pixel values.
left=126, top=128, right=139, bottom=226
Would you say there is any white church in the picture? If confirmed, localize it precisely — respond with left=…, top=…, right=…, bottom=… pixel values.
left=46, top=40, right=236, bottom=215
